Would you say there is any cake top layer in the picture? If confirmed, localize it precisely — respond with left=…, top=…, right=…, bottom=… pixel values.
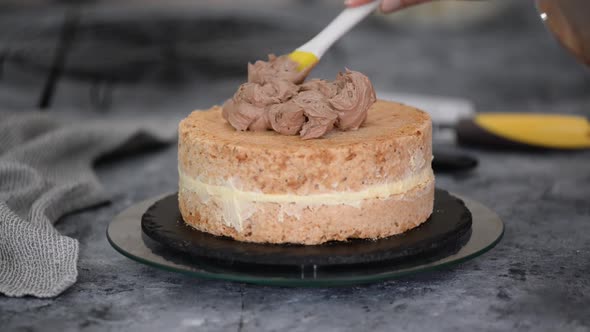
left=179, top=100, right=432, bottom=194
left=221, top=54, right=376, bottom=140
left=182, top=100, right=430, bottom=150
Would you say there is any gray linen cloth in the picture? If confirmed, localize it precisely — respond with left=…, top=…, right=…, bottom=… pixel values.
left=0, top=111, right=177, bottom=298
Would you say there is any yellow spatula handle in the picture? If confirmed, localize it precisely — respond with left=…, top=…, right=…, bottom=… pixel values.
left=474, top=113, right=590, bottom=149
left=288, top=51, right=319, bottom=72
left=289, top=1, right=379, bottom=71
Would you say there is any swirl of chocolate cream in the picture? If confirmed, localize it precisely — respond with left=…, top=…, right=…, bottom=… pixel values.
left=330, top=70, right=376, bottom=130
left=301, top=79, right=339, bottom=98
left=268, top=101, right=305, bottom=136
left=294, top=90, right=338, bottom=140
left=222, top=54, right=376, bottom=139
left=248, top=54, right=309, bottom=85
left=222, top=84, right=267, bottom=131
left=222, top=78, right=299, bottom=131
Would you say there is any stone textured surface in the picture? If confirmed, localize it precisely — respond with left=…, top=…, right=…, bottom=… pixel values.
left=1, top=1, right=589, bottom=331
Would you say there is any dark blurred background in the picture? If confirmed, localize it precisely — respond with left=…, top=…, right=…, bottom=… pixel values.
left=1, top=0, right=589, bottom=120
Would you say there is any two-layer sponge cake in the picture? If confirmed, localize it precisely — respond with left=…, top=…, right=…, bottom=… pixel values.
left=178, top=100, right=434, bottom=245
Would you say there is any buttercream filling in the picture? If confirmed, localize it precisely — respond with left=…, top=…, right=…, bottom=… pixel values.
left=178, top=166, right=434, bottom=231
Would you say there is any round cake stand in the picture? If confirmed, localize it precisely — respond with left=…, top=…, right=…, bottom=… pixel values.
left=107, top=193, right=503, bottom=287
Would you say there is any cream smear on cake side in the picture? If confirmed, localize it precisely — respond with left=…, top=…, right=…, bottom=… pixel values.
left=178, top=162, right=433, bottom=231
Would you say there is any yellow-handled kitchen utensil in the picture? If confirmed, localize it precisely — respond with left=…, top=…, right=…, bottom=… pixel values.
left=288, top=1, right=380, bottom=71
left=457, top=113, right=590, bottom=150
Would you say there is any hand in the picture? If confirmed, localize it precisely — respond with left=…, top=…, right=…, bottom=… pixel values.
left=345, top=0, right=435, bottom=13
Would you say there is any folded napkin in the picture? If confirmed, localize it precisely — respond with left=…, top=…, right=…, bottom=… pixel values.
left=0, top=111, right=177, bottom=298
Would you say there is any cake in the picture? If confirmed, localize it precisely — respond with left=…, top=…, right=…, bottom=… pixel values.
left=178, top=100, right=434, bottom=245
left=178, top=54, right=434, bottom=245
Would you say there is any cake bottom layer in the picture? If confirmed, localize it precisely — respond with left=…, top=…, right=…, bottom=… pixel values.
left=179, top=179, right=435, bottom=245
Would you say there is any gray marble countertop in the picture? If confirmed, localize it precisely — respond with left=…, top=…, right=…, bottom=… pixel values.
left=1, top=2, right=589, bottom=331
